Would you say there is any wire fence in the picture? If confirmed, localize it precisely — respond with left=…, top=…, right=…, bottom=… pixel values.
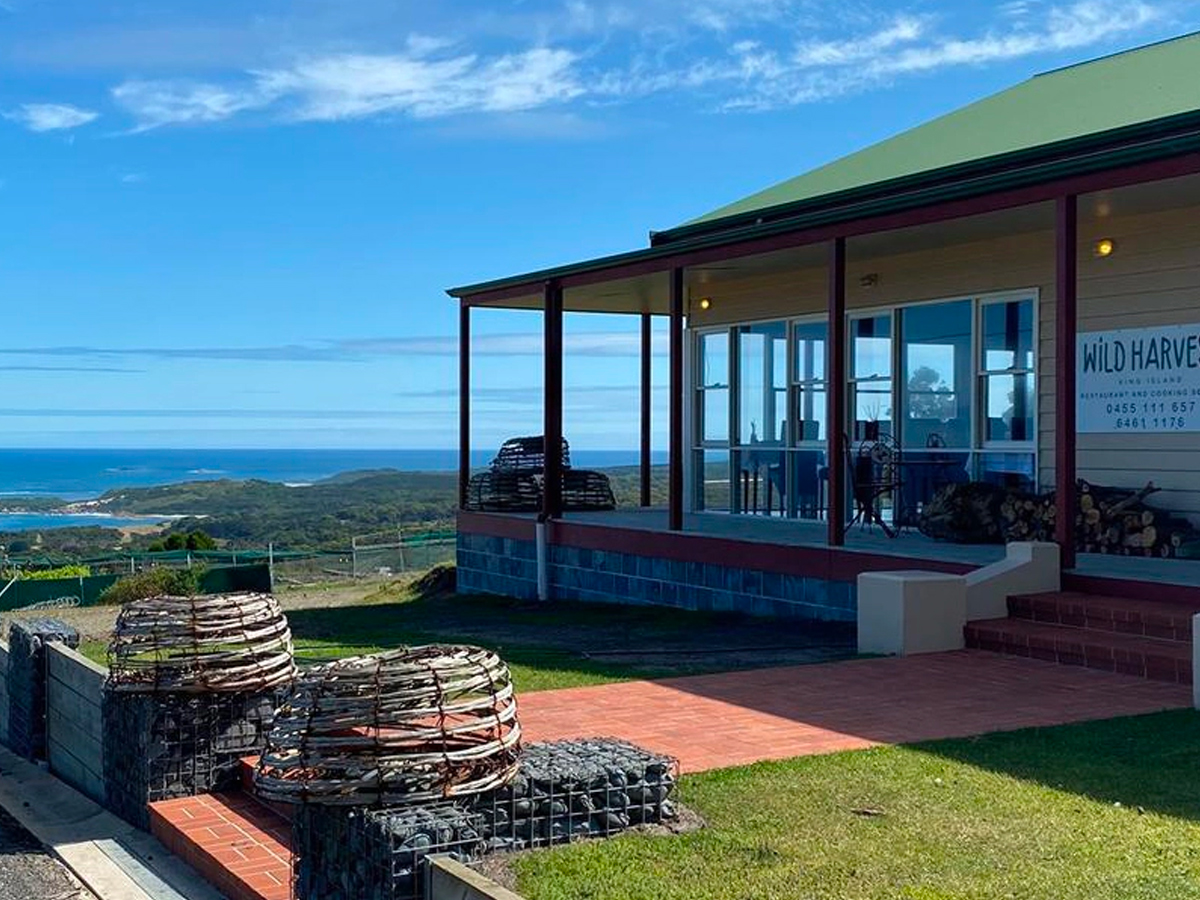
left=3, top=529, right=457, bottom=589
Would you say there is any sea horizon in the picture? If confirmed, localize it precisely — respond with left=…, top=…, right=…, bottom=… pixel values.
left=0, top=447, right=668, bottom=502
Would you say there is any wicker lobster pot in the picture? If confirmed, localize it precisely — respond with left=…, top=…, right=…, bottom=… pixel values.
left=102, top=592, right=295, bottom=827
left=254, top=645, right=522, bottom=807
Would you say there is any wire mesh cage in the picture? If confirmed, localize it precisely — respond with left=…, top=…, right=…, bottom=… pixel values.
left=254, top=645, right=522, bottom=807
left=296, top=803, right=484, bottom=900
left=6, top=618, right=79, bottom=760
left=106, top=592, right=296, bottom=694
left=102, top=689, right=279, bottom=829
left=469, top=738, right=678, bottom=852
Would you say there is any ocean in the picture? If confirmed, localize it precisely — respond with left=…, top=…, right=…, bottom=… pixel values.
left=0, top=448, right=662, bottom=501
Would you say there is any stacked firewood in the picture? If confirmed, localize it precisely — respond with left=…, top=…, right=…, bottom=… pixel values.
left=998, top=492, right=1057, bottom=543
left=923, top=479, right=1200, bottom=557
left=1072, top=481, right=1200, bottom=558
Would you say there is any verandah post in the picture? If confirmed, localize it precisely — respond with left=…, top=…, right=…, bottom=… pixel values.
left=640, top=311, right=653, bottom=507
left=827, top=237, right=847, bottom=547
left=1055, top=195, right=1079, bottom=570
left=668, top=268, right=685, bottom=532
left=458, top=303, right=471, bottom=510
left=543, top=279, right=565, bottom=521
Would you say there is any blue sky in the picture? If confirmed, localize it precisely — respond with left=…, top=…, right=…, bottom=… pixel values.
left=2, top=0, right=1197, bottom=452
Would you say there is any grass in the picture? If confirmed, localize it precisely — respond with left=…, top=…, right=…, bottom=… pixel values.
left=78, top=581, right=855, bottom=693
left=513, top=709, right=1200, bottom=900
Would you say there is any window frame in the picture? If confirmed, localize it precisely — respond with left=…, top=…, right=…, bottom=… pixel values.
left=977, top=292, right=1039, bottom=452
left=685, top=288, right=1039, bottom=518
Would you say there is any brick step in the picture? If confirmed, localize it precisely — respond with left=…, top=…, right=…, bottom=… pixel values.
left=150, top=792, right=292, bottom=900
left=964, top=617, right=1193, bottom=685
left=1008, top=591, right=1200, bottom=643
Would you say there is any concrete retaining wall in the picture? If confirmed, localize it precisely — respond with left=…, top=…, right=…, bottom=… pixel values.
left=46, top=643, right=106, bottom=803
left=0, top=640, right=9, bottom=747
left=457, top=533, right=856, bottom=622
left=427, top=857, right=526, bottom=900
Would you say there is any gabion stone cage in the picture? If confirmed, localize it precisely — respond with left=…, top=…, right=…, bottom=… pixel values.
left=294, top=738, right=678, bottom=900
left=7, top=618, right=79, bottom=760
left=295, top=803, right=484, bottom=900
left=102, top=689, right=279, bottom=829
left=107, top=592, right=295, bottom=693
left=469, top=738, right=677, bottom=851
left=254, top=645, right=522, bottom=807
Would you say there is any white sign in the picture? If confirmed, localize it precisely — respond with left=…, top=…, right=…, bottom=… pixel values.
left=1078, top=323, right=1200, bottom=433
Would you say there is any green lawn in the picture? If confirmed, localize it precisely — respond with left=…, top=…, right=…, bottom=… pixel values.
left=515, top=710, right=1200, bottom=900
left=79, top=584, right=855, bottom=693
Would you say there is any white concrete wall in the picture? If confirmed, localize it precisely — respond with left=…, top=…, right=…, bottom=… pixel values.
left=964, top=542, right=1060, bottom=621
left=857, top=570, right=966, bottom=656
left=45, top=643, right=106, bottom=803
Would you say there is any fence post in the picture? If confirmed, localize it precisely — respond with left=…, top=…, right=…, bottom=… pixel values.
left=397, top=531, right=406, bottom=573
left=268, top=542, right=275, bottom=591
left=351, top=537, right=359, bottom=579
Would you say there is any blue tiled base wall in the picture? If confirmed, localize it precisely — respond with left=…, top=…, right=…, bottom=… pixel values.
left=456, top=533, right=855, bottom=622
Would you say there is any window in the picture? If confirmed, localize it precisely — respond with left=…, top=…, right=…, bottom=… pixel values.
left=697, top=331, right=730, bottom=443
left=788, top=320, right=828, bottom=520
left=694, top=331, right=732, bottom=512
left=981, top=298, right=1035, bottom=444
left=791, top=321, right=827, bottom=443
left=688, top=292, right=1038, bottom=522
left=736, top=323, right=787, bottom=445
left=695, top=450, right=732, bottom=512
left=733, top=323, right=787, bottom=516
left=850, top=314, right=893, bottom=439
left=900, top=300, right=973, bottom=449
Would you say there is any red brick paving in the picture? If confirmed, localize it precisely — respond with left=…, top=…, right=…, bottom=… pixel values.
left=153, top=650, right=1192, bottom=900
left=517, top=649, right=1192, bottom=772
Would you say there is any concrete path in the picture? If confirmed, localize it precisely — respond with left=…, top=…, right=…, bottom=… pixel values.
left=0, top=747, right=222, bottom=900
left=518, top=649, right=1192, bottom=772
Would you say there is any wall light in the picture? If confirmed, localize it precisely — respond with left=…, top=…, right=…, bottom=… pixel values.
left=1093, top=238, right=1116, bottom=258
left=859, top=273, right=880, bottom=288
left=698, top=297, right=712, bottom=311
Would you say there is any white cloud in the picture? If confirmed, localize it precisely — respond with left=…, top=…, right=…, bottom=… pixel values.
left=4, top=102, right=98, bottom=132
left=794, top=16, right=927, bottom=67
left=111, top=46, right=583, bottom=128
left=711, top=1, right=1168, bottom=110
left=260, top=47, right=583, bottom=121
left=111, top=79, right=279, bottom=131
left=119, top=172, right=145, bottom=184
left=99, top=0, right=1177, bottom=130
left=875, top=2, right=1161, bottom=76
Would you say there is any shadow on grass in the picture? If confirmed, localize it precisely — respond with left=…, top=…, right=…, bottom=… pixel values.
left=283, top=591, right=855, bottom=688
left=914, top=709, right=1200, bottom=821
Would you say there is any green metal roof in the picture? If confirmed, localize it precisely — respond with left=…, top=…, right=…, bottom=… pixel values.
left=674, top=32, right=1200, bottom=235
